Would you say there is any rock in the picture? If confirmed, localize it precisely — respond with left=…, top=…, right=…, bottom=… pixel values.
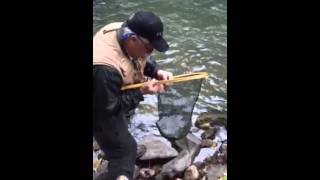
left=184, top=165, right=199, bottom=180
left=155, top=150, right=190, bottom=180
left=139, top=135, right=178, bottom=160
left=195, top=127, right=227, bottom=163
left=194, top=148, right=215, bottom=163
left=193, top=162, right=207, bottom=179
left=210, top=117, right=227, bottom=129
left=201, top=126, right=219, bottom=140
left=206, top=164, right=227, bottom=180
left=93, top=151, right=103, bottom=175
left=155, top=134, right=201, bottom=180
left=220, top=141, right=227, bottom=155
left=174, top=133, right=202, bottom=152
left=214, top=141, right=227, bottom=164
left=138, top=168, right=156, bottom=179
left=203, top=141, right=227, bottom=166
left=195, top=111, right=227, bottom=130
left=133, top=165, right=140, bottom=180
left=93, top=151, right=98, bottom=161
left=97, top=150, right=105, bottom=159
left=204, top=151, right=226, bottom=165
left=93, top=159, right=102, bottom=170
left=136, top=144, right=147, bottom=159
left=201, top=139, right=215, bottom=148
left=193, top=161, right=204, bottom=169
left=217, top=142, right=227, bottom=164
left=196, top=122, right=211, bottom=130
left=217, top=174, right=227, bottom=180
left=94, top=160, right=108, bottom=180
left=151, top=164, right=163, bottom=175
left=93, top=138, right=100, bottom=151
left=116, top=175, right=129, bottom=180
left=94, top=163, right=139, bottom=180
left=214, top=126, right=227, bottom=143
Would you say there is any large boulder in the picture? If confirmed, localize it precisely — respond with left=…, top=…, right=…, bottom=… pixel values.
left=139, top=135, right=178, bottom=160
left=174, top=133, right=202, bottom=152
left=155, top=133, right=201, bottom=179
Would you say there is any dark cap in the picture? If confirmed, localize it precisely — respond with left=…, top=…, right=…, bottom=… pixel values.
left=126, top=11, right=169, bottom=52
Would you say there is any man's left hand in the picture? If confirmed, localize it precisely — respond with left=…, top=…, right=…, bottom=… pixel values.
left=156, top=70, right=173, bottom=80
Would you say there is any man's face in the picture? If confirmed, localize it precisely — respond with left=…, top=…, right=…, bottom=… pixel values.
left=126, top=35, right=153, bottom=59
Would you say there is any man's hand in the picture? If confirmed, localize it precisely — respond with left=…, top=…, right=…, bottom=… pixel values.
left=156, top=70, right=173, bottom=80
left=140, top=79, right=164, bottom=94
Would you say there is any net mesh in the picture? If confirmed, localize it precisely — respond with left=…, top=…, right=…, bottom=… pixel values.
left=156, top=78, right=204, bottom=140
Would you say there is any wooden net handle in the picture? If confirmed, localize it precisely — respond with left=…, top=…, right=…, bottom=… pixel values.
left=121, top=72, right=208, bottom=90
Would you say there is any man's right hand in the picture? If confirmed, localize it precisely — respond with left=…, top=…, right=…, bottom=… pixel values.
left=140, top=79, right=164, bottom=94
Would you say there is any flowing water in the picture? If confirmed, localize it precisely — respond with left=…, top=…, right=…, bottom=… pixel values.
left=93, top=0, right=227, bottom=141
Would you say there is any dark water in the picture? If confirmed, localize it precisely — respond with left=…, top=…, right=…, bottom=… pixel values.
left=93, top=0, right=227, bottom=141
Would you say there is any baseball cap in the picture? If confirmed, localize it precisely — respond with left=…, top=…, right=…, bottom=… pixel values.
left=126, top=11, right=169, bottom=52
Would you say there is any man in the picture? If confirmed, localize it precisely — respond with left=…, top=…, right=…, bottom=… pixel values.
left=93, top=11, right=172, bottom=180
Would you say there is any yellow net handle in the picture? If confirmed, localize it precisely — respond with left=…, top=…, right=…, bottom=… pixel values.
left=121, top=72, right=209, bottom=91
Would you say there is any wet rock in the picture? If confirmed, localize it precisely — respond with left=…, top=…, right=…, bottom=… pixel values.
left=220, top=141, right=227, bottom=160
left=195, top=151, right=227, bottom=180
left=184, top=165, right=199, bottom=180
left=139, top=135, right=178, bottom=160
left=195, top=112, right=227, bottom=130
left=174, top=133, right=201, bottom=152
left=194, top=148, right=215, bottom=163
left=201, top=139, right=215, bottom=148
left=195, top=126, right=227, bottom=163
left=155, top=150, right=190, bottom=180
left=209, top=141, right=227, bottom=165
left=201, top=126, right=219, bottom=140
left=215, top=127, right=227, bottom=143
left=195, top=122, right=211, bottom=130
left=137, top=168, right=156, bottom=179
left=155, top=134, right=201, bottom=180
left=210, top=117, right=227, bottom=129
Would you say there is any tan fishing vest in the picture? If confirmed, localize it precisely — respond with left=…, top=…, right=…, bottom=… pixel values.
left=93, top=22, right=147, bottom=86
